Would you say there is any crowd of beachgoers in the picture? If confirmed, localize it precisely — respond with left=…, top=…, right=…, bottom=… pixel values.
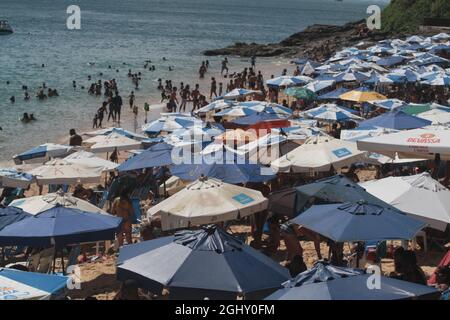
left=0, top=31, right=450, bottom=301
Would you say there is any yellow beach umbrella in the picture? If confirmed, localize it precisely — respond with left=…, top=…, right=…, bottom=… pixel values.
left=339, top=90, right=387, bottom=103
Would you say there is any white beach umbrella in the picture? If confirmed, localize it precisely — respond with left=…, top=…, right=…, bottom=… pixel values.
left=361, top=173, right=450, bottom=231
left=64, top=150, right=119, bottom=171
left=357, top=126, right=450, bottom=160
left=416, top=109, right=450, bottom=125
left=9, top=190, right=108, bottom=215
left=84, top=127, right=147, bottom=140
left=85, top=132, right=142, bottom=153
left=147, top=177, right=268, bottom=231
left=27, top=159, right=103, bottom=185
left=271, top=136, right=366, bottom=173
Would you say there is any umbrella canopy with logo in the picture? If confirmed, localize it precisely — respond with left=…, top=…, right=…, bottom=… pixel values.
left=271, top=136, right=366, bottom=173
left=147, top=177, right=268, bottom=231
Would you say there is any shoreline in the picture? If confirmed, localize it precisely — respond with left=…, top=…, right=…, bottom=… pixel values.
left=0, top=58, right=293, bottom=168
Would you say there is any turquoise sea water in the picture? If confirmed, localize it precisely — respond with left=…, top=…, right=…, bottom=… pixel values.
left=0, top=0, right=388, bottom=162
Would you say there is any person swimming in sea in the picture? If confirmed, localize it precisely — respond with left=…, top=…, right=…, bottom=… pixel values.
left=24, top=91, right=30, bottom=101
left=20, top=113, right=30, bottom=123
left=10, top=96, right=15, bottom=103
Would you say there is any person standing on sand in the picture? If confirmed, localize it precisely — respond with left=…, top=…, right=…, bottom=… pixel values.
left=111, top=189, right=134, bottom=247
left=168, top=87, right=179, bottom=112
left=191, top=84, right=200, bottom=111
left=199, top=62, right=206, bottom=79
left=97, top=102, right=107, bottom=128
left=218, top=82, right=223, bottom=97
left=251, top=55, right=256, bottom=68
left=69, top=129, right=82, bottom=146
left=129, top=91, right=135, bottom=109
left=107, top=96, right=116, bottom=122
left=114, top=92, right=123, bottom=123
left=210, top=77, right=217, bottom=99
left=179, top=85, right=190, bottom=112
left=221, top=57, right=229, bottom=76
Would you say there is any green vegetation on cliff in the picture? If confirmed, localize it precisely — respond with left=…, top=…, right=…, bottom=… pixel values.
left=382, top=0, right=450, bottom=33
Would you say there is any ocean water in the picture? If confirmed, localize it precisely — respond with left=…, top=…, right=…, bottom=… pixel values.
left=0, top=0, right=388, bottom=163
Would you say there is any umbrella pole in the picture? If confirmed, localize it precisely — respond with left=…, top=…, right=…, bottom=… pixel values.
left=52, top=249, right=57, bottom=274
left=163, top=166, right=167, bottom=198
left=61, top=250, right=65, bottom=275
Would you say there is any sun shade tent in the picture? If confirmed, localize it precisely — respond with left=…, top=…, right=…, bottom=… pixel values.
left=116, top=226, right=290, bottom=299
left=339, top=89, right=387, bottom=103
left=360, top=173, right=450, bottom=231
left=416, top=108, right=450, bottom=125
left=117, top=142, right=174, bottom=172
left=358, top=110, right=432, bottom=130
left=9, top=190, right=108, bottom=215
left=13, top=143, right=73, bottom=165
left=303, top=104, right=363, bottom=122
left=26, top=159, right=103, bottom=185
left=223, top=88, right=261, bottom=100
left=0, top=206, right=122, bottom=248
left=64, top=150, right=119, bottom=171
left=271, top=136, right=366, bottom=173
left=0, top=207, right=32, bottom=231
left=0, top=168, right=34, bottom=188
left=85, top=132, right=142, bottom=153
left=265, top=262, right=438, bottom=300
left=317, top=88, right=351, bottom=100
left=284, top=87, right=318, bottom=100
left=356, top=126, right=450, bottom=160
left=266, top=76, right=312, bottom=87
left=0, top=268, right=68, bottom=300
left=169, top=151, right=276, bottom=184
left=268, top=174, right=394, bottom=216
left=147, top=177, right=268, bottom=231
left=291, top=202, right=426, bottom=242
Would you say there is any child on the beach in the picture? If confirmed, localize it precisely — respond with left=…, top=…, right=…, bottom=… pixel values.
left=92, top=113, right=99, bottom=128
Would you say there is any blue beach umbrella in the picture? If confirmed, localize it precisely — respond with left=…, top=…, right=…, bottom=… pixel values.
left=265, top=262, right=439, bottom=300
left=0, top=268, right=68, bottom=300
left=269, top=174, right=391, bottom=217
left=368, top=99, right=407, bottom=111
left=118, top=142, right=174, bottom=172
left=358, top=110, right=432, bottom=130
left=215, top=107, right=258, bottom=117
left=266, top=76, right=312, bottom=88
left=376, top=55, right=405, bottom=67
left=232, top=113, right=289, bottom=126
left=291, top=202, right=426, bottom=242
left=333, top=70, right=369, bottom=83
left=13, top=143, right=73, bottom=163
left=169, top=152, right=276, bottom=184
left=0, top=206, right=122, bottom=248
left=0, top=207, right=32, bottom=231
left=117, top=226, right=290, bottom=300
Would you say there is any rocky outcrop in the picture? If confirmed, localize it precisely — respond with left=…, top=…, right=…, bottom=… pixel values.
left=203, top=20, right=431, bottom=61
